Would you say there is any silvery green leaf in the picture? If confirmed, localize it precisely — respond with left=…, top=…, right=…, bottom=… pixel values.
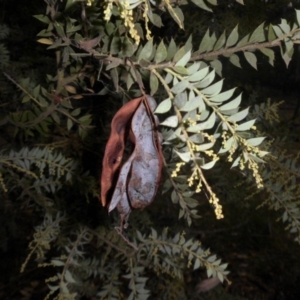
left=187, top=112, right=216, bottom=132
left=210, top=88, right=236, bottom=103
left=197, top=142, right=214, bottom=151
left=138, top=39, right=153, bottom=60
left=195, top=70, right=215, bottom=88
left=160, top=115, right=178, bottom=127
left=221, top=108, right=239, bottom=116
left=155, top=98, right=172, bottom=114
left=189, top=133, right=204, bottom=144
left=219, top=94, right=241, bottom=111
left=236, top=119, right=256, bottom=131
left=150, top=72, right=159, bottom=96
left=171, top=80, right=189, bottom=94
left=189, top=90, right=195, bottom=101
left=165, top=127, right=181, bottom=141
left=173, top=76, right=179, bottom=86
left=174, top=92, right=187, bottom=109
left=214, top=30, right=226, bottom=50
left=173, top=66, right=189, bottom=75
left=167, top=38, right=177, bottom=61
left=231, top=156, right=241, bottom=168
left=268, top=24, right=276, bottom=41
left=229, top=54, right=241, bottom=68
left=155, top=40, right=167, bottom=63
left=236, top=33, right=250, bottom=47
left=272, top=25, right=283, bottom=38
left=260, top=48, right=274, bottom=66
left=207, top=33, right=217, bottom=52
left=201, top=160, right=217, bottom=170
left=244, top=52, right=257, bottom=70
left=180, top=96, right=204, bottom=112
left=198, top=28, right=211, bottom=53
left=249, top=23, right=265, bottom=43
left=188, top=67, right=209, bottom=82
left=199, top=109, right=210, bottom=121
left=201, top=79, right=224, bottom=96
left=175, top=50, right=191, bottom=67
left=278, top=19, right=290, bottom=34
left=174, top=150, right=191, bottom=162
left=165, top=72, right=173, bottom=84
left=173, top=46, right=186, bottom=63
left=227, top=107, right=249, bottom=122
left=187, top=62, right=201, bottom=75
left=226, top=25, right=239, bottom=47
left=210, top=60, right=222, bottom=77
left=246, top=137, right=265, bottom=146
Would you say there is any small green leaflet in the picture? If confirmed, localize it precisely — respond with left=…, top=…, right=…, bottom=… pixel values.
left=174, top=150, right=191, bottom=163
left=201, top=160, right=217, bottom=170
left=173, top=66, right=189, bottom=75
left=260, top=48, right=274, bottom=66
left=272, top=25, right=283, bottom=38
left=174, top=92, right=187, bottom=109
left=226, top=25, right=239, bottom=48
left=231, top=156, right=241, bottom=168
left=173, top=46, right=186, bottom=63
left=187, top=112, right=216, bottom=132
left=138, top=39, right=153, bottom=61
left=227, top=107, right=249, bottom=122
left=175, top=50, right=191, bottom=67
left=187, top=62, right=201, bottom=75
left=180, top=96, right=205, bottom=112
left=236, top=119, right=256, bottom=131
left=249, top=23, right=265, bottom=43
left=244, top=52, right=257, bottom=70
left=214, top=30, right=226, bottom=51
left=198, top=29, right=211, bottom=53
left=155, top=40, right=167, bottom=63
left=236, top=33, right=249, bottom=47
left=195, top=70, right=215, bottom=88
left=155, top=98, right=172, bottom=114
left=201, top=79, right=224, bottom=96
left=197, top=142, right=214, bottom=151
left=166, top=38, right=177, bottom=61
left=219, top=94, right=241, bottom=111
left=150, top=72, right=159, bottom=96
left=171, top=80, right=189, bottom=94
left=246, top=137, right=265, bottom=147
left=160, top=115, right=178, bottom=127
left=188, top=67, right=209, bottom=82
left=229, top=54, right=241, bottom=68
left=210, top=88, right=236, bottom=103
left=278, top=19, right=290, bottom=34
left=210, top=60, right=223, bottom=77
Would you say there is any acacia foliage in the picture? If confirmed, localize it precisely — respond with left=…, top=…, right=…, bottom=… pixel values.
left=1, top=0, right=300, bottom=299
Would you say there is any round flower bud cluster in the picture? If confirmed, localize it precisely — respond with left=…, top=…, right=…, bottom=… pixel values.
left=209, top=193, right=224, bottom=219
